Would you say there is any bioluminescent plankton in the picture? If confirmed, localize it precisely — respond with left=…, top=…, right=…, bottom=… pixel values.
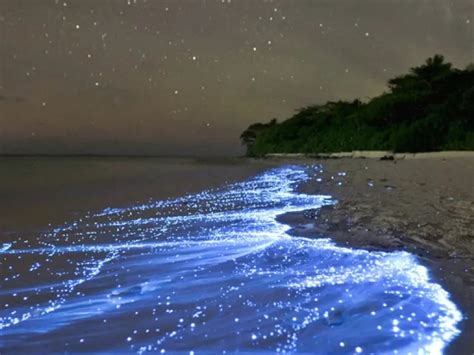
left=0, top=166, right=462, bottom=353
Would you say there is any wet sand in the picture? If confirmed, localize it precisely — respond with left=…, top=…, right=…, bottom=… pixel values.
left=273, top=156, right=474, bottom=354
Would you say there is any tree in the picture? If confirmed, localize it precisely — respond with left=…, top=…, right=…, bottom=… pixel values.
left=240, top=55, right=474, bottom=156
left=388, top=54, right=452, bottom=92
left=240, top=119, right=276, bottom=148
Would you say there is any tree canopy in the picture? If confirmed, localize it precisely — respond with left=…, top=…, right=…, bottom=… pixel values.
left=241, top=55, right=474, bottom=156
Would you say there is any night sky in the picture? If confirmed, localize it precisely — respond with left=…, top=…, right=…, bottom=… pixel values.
left=0, top=0, right=472, bottom=156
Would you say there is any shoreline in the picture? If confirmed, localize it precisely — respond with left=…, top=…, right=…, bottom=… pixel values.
left=278, top=156, right=473, bottom=354
left=281, top=208, right=473, bottom=354
left=1, top=156, right=472, bottom=352
left=264, top=150, right=474, bottom=160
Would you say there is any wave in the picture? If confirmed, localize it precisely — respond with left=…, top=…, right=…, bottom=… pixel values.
left=0, top=165, right=462, bottom=353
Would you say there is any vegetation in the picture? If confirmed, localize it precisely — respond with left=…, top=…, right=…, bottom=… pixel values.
left=241, top=55, right=474, bottom=156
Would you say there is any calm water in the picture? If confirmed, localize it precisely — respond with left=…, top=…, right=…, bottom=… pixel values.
left=0, top=165, right=462, bottom=353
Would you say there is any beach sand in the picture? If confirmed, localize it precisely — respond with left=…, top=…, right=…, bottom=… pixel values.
left=273, top=155, right=474, bottom=354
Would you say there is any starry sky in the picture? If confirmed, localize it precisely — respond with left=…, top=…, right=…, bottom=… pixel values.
left=0, top=0, right=473, bottom=156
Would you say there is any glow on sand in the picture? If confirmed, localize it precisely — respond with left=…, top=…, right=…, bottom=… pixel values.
left=0, top=165, right=462, bottom=353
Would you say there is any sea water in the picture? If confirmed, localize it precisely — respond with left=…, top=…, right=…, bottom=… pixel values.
left=0, top=165, right=462, bottom=353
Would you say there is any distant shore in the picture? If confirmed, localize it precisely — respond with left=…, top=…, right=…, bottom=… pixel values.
left=265, top=150, right=474, bottom=160
left=276, top=155, right=474, bottom=354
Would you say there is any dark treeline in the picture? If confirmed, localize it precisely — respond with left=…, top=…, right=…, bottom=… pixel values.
left=241, top=55, right=474, bottom=156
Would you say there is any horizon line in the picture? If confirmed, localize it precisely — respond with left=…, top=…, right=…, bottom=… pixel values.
left=0, top=153, right=245, bottom=159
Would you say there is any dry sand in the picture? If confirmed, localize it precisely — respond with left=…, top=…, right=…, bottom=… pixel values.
left=273, top=155, right=474, bottom=354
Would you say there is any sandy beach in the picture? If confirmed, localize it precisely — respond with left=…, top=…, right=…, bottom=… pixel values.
left=272, top=155, right=474, bottom=354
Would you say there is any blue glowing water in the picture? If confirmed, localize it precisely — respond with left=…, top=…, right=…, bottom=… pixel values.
left=0, top=165, right=462, bottom=353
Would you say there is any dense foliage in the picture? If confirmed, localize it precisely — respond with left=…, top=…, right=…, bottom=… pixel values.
left=241, top=55, right=474, bottom=156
